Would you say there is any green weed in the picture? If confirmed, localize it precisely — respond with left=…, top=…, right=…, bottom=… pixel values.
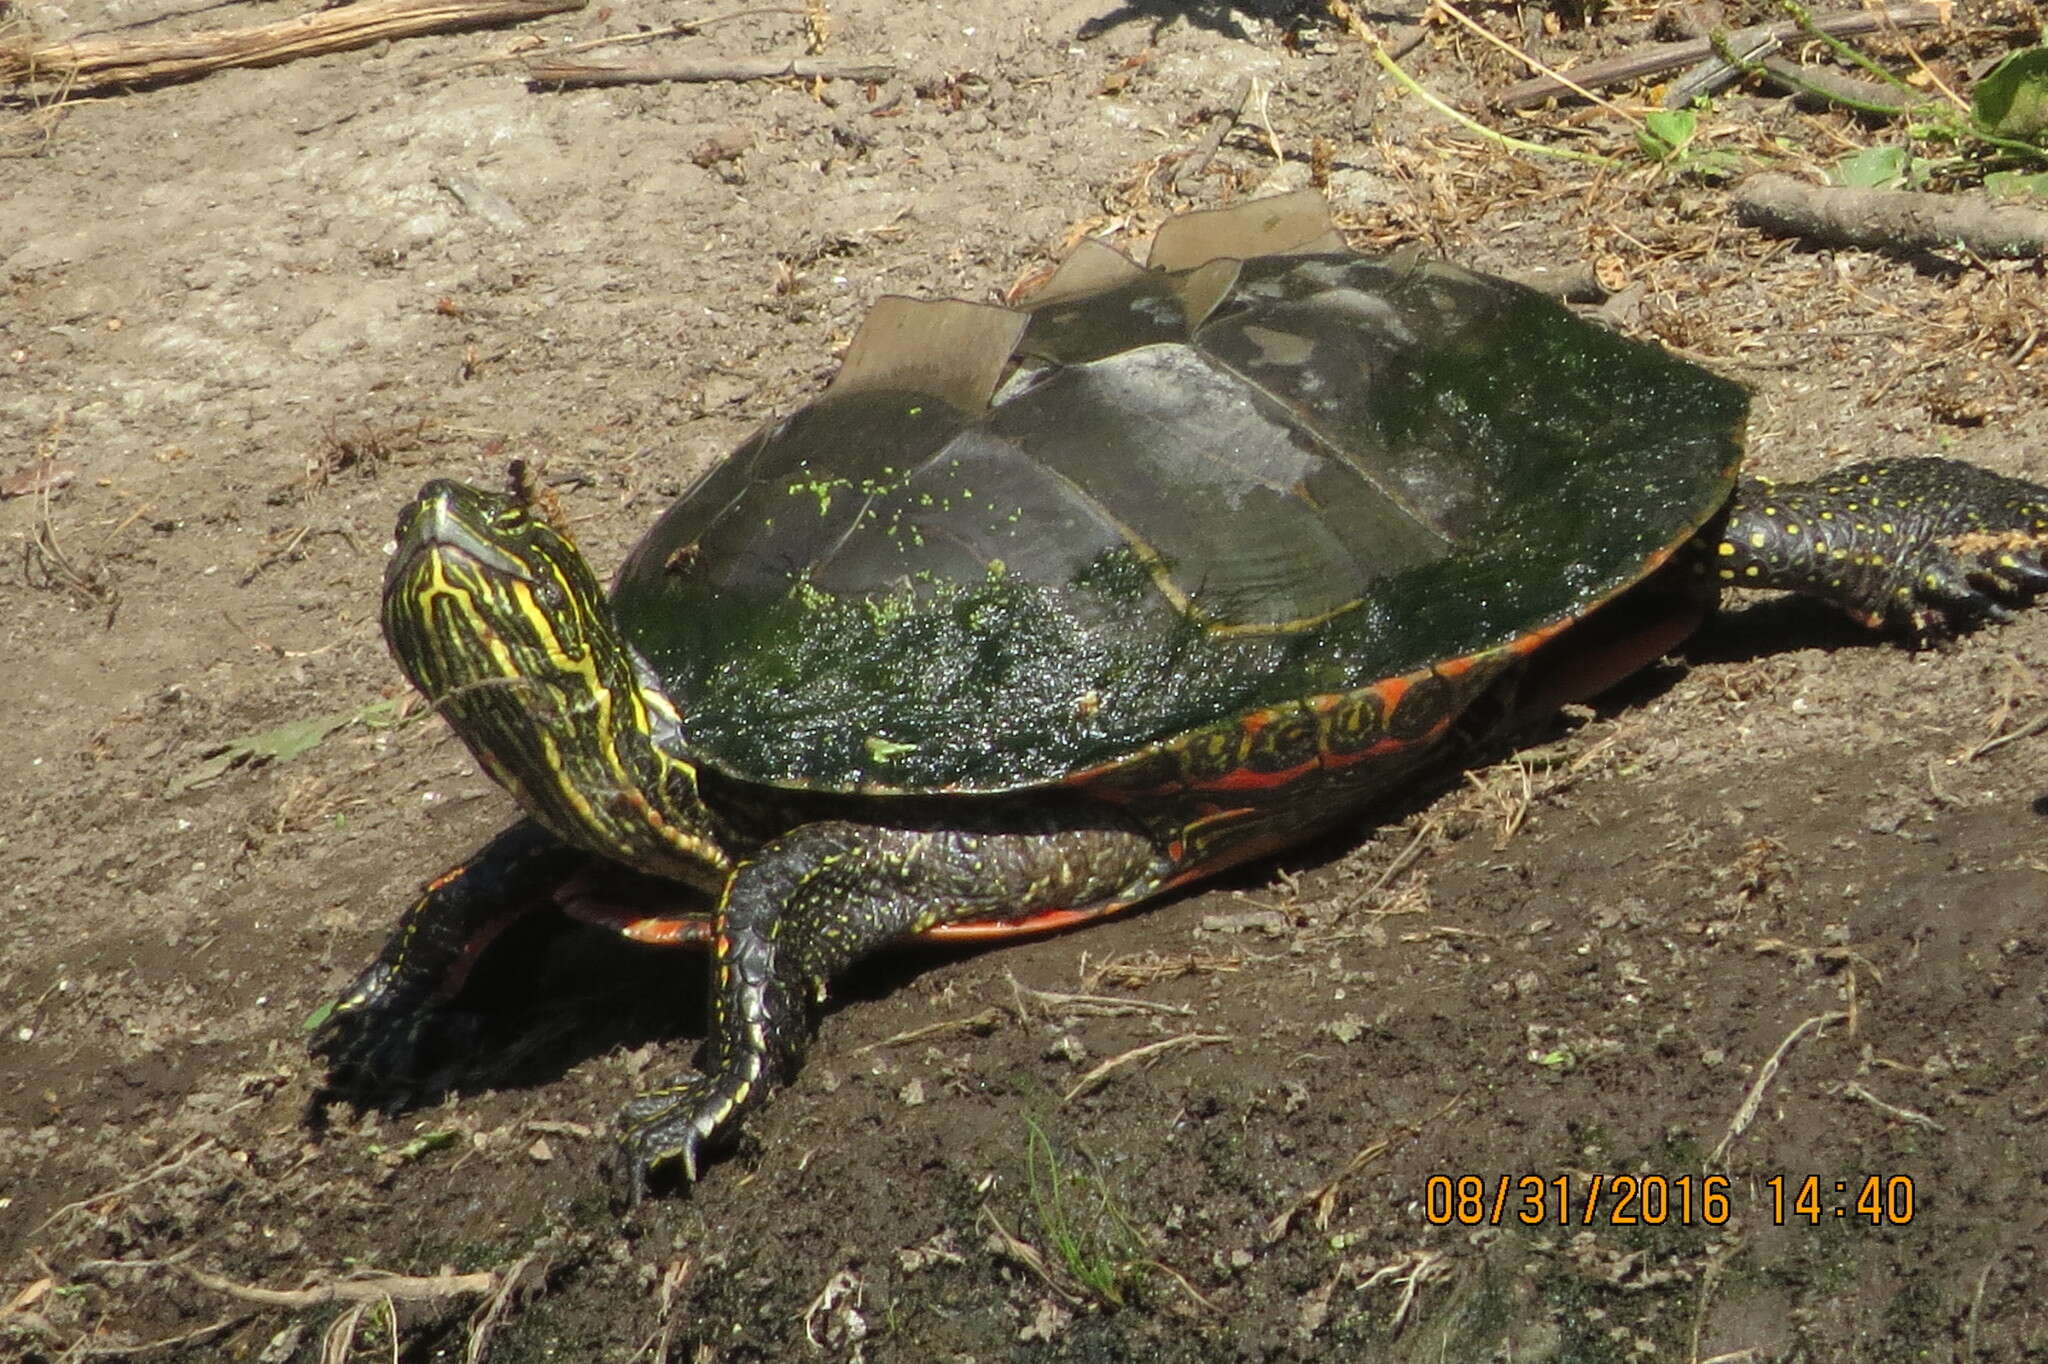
left=1024, top=1118, right=1152, bottom=1308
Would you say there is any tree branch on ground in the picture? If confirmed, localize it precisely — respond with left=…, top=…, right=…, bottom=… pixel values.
left=1495, top=3, right=1948, bottom=111
left=1735, top=173, right=2048, bottom=258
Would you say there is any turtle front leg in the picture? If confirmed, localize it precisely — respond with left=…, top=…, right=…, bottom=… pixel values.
left=1714, top=458, right=2048, bottom=633
left=313, top=819, right=587, bottom=1094
left=613, top=813, right=1162, bottom=1200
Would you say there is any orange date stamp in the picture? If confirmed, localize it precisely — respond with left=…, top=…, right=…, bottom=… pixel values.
left=1425, top=1174, right=1733, bottom=1227
left=1423, top=1173, right=1917, bottom=1227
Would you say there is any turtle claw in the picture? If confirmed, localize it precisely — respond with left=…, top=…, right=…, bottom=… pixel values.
left=1970, top=553, right=2048, bottom=600
left=610, top=1073, right=755, bottom=1202
left=1885, top=545, right=2048, bottom=642
left=608, top=1150, right=653, bottom=1210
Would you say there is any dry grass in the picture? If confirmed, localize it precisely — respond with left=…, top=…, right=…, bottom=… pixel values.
left=0, top=16, right=75, bottom=159
left=1, top=0, right=587, bottom=93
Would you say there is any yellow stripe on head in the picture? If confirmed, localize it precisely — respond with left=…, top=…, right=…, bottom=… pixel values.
left=382, top=478, right=733, bottom=890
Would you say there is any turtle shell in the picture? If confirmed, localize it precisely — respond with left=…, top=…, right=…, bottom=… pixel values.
left=610, top=195, right=1746, bottom=796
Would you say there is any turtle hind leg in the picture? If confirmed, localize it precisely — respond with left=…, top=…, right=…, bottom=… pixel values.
left=610, top=814, right=1161, bottom=1202
left=1714, top=458, right=2048, bottom=636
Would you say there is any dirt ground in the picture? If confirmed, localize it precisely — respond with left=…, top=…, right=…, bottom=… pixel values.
left=4, top=0, right=2047, bottom=1357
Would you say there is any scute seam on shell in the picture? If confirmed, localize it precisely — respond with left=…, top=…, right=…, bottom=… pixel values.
left=825, top=295, right=1030, bottom=414
left=819, top=194, right=1342, bottom=416
left=1030, top=236, right=1148, bottom=310
left=1144, top=189, right=1340, bottom=272
left=1171, top=256, right=1246, bottom=333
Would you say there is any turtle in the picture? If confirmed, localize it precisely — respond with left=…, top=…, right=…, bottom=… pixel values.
left=312, top=190, right=2048, bottom=1200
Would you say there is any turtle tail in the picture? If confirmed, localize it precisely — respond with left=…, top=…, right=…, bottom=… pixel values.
left=1711, top=458, right=2048, bottom=635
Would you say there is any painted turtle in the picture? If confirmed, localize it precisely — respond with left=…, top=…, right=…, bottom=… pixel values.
left=313, top=192, right=2048, bottom=1199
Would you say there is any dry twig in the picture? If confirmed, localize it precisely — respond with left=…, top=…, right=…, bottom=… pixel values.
left=976, top=1203, right=1082, bottom=1305
left=184, top=1264, right=500, bottom=1307
left=465, top=5, right=805, bottom=64
left=32, top=1136, right=214, bottom=1233
left=526, top=54, right=890, bottom=87
left=1841, top=1081, right=1947, bottom=1133
left=1079, top=949, right=1243, bottom=990
left=1359, top=1249, right=1449, bottom=1332
left=1359, top=820, right=1438, bottom=902
left=1060, top=1033, right=1229, bottom=1103
left=1707, top=1011, right=1849, bottom=1166
left=1963, top=708, right=2048, bottom=760
left=1010, top=977, right=1195, bottom=1019
left=1750, top=56, right=1910, bottom=112
left=1173, top=76, right=1251, bottom=195
left=3, top=0, right=584, bottom=92
left=464, top=1254, right=536, bottom=1364
left=1264, top=1095, right=1460, bottom=1242
left=55, top=1314, right=251, bottom=1357
left=850, top=1008, right=1004, bottom=1056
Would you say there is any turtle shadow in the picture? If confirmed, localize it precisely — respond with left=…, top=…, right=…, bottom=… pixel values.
left=301, top=889, right=1015, bottom=1130
left=305, top=912, right=716, bottom=1127
left=1075, top=0, right=1337, bottom=41
left=1682, top=594, right=1884, bottom=663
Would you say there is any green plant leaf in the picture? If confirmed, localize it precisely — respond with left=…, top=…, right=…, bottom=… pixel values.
left=1636, top=108, right=1697, bottom=162
left=169, top=704, right=377, bottom=794
left=391, top=1130, right=460, bottom=1163
left=1971, top=46, right=2048, bottom=142
left=1985, top=169, right=2048, bottom=199
left=1833, top=144, right=1909, bottom=188
left=1685, top=148, right=1748, bottom=182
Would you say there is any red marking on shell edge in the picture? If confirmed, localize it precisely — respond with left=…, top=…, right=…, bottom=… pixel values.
left=1322, top=726, right=1443, bottom=770
left=1157, top=823, right=1319, bottom=892
left=620, top=916, right=717, bottom=947
left=1065, top=543, right=1694, bottom=806
left=424, top=867, right=467, bottom=894
left=428, top=910, right=527, bottom=1002
left=1194, top=757, right=1317, bottom=793
left=1510, top=615, right=1575, bottom=656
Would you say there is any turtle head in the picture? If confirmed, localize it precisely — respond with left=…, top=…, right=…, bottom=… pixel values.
left=382, top=478, right=733, bottom=892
